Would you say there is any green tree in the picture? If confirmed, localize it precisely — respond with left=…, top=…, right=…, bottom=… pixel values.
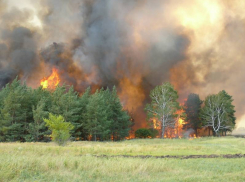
left=61, top=86, right=81, bottom=139
left=78, top=87, right=91, bottom=140
left=44, top=113, right=74, bottom=146
left=200, top=91, right=236, bottom=136
left=95, top=88, right=112, bottom=140
left=219, top=90, right=236, bottom=135
left=49, top=85, right=81, bottom=139
left=108, top=86, right=131, bottom=141
left=0, top=78, right=31, bottom=141
left=84, top=89, right=109, bottom=141
left=145, top=82, right=180, bottom=138
left=31, top=86, right=52, bottom=109
left=28, top=99, right=49, bottom=141
left=183, top=93, right=203, bottom=136
left=0, top=77, right=131, bottom=142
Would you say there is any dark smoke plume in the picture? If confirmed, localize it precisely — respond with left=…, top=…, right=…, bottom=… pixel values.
left=1, top=0, right=245, bottom=128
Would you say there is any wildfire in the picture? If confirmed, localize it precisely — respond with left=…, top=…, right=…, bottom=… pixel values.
left=190, top=134, right=197, bottom=138
left=166, top=110, right=184, bottom=138
left=40, top=68, right=60, bottom=89
left=152, top=113, right=184, bottom=138
left=153, top=118, right=160, bottom=129
left=125, top=134, right=134, bottom=140
left=177, top=117, right=184, bottom=136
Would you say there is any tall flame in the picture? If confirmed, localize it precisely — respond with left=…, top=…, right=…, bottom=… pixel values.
left=40, top=68, right=60, bottom=89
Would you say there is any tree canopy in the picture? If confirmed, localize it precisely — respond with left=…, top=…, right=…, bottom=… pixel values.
left=200, top=90, right=236, bottom=136
left=0, top=78, right=131, bottom=142
left=183, top=93, right=203, bottom=136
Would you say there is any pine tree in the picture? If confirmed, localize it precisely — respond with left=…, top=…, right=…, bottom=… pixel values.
left=218, top=90, right=236, bottom=135
left=98, top=88, right=112, bottom=140
left=49, top=85, right=67, bottom=115
left=84, top=89, right=109, bottom=141
left=0, top=78, right=29, bottom=141
left=28, top=99, right=49, bottom=141
left=78, top=87, right=91, bottom=140
left=49, top=85, right=81, bottom=139
left=61, top=86, right=81, bottom=139
left=109, top=86, right=131, bottom=141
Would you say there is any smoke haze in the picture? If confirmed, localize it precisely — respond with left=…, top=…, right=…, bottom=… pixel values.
left=1, top=0, right=245, bottom=129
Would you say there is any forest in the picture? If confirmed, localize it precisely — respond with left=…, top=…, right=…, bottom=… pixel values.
left=144, top=83, right=236, bottom=139
left=0, top=78, right=131, bottom=142
left=0, top=79, right=236, bottom=143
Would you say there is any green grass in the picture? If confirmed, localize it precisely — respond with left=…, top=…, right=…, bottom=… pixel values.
left=0, top=137, right=245, bottom=182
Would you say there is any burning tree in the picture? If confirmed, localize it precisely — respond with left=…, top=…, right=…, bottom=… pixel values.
left=145, top=82, right=180, bottom=138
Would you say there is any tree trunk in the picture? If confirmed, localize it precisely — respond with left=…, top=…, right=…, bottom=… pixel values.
left=161, top=118, right=165, bottom=139
left=195, top=129, right=198, bottom=137
left=161, top=126, right=165, bottom=139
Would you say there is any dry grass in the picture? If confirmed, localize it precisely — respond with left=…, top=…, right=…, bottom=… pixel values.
left=0, top=137, right=245, bottom=182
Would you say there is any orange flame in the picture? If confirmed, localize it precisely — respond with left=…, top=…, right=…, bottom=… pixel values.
left=152, top=118, right=160, bottom=129
left=150, top=109, right=185, bottom=138
left=177, top=117, right=184, bottom=136
left=40, top=68, right=60, bottom=89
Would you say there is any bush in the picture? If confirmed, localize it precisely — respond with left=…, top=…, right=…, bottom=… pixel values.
left=149, top=128, right=159, bottom=138
left=44, top=113, right=74, bottom=146
left=135, top=128, right=152, bottom=138
left=135, top=128, right=159, bottom=138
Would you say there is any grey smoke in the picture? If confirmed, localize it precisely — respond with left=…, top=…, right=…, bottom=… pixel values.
left=183, top=128, right=195, bottom=138
left=0, top=26, right=38, bottom=83
left=3, top=0, right=245, bottom=129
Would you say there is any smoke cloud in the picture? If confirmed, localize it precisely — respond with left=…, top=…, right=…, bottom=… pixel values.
left=1, top=0, right=245, bottom=129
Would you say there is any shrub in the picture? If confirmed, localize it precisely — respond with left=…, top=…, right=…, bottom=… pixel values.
left=135, top=128, right=152, bottom=138
left=44, top=113, right=74, bottom=146
left=135, top=128, right=159, bottom=138
left=149, top=128, right=159, bottom=138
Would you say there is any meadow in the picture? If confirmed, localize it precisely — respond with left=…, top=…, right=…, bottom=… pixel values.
left=0, top=137, right=245, bottom=182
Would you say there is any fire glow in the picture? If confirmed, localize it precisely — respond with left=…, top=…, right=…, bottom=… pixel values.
left=153, top=112, right=185, bottom=138
left=40, top=68, right=60, bottom=89
left=1, top=0, right=242, bottom=136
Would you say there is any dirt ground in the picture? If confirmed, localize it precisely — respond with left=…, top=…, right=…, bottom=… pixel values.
left=91, top=154, right=245, bottom=159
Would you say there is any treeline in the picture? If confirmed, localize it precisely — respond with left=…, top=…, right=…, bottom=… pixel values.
left=0, top=78, right=132, bottom=142
left=145, top=83, right=236, bottom=138
left=183, top=91, right=236, bottom=136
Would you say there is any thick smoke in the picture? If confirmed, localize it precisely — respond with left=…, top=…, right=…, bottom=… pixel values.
left=1, top=0, right=245, bottom=129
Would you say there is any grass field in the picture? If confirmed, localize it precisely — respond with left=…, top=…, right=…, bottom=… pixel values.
left=0, top=137, right=245, bottom=182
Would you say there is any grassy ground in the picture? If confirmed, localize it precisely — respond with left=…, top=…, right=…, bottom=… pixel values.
left=0, top=137, right=245, bottom=182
